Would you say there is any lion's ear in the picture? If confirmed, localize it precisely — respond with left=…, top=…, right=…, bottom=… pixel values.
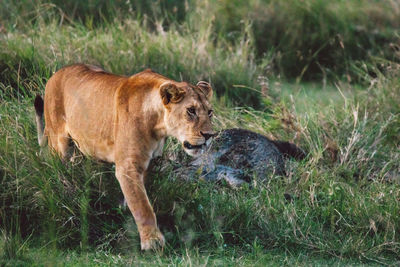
left=160, top=82, right=185, bottom=105
left=197, top=81, right=213, bottom=99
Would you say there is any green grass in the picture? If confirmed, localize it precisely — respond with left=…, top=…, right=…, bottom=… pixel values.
left=1, top=1, right=400, bottom=266
left=1, top=75, right=399, bottom=265
left=2, top=0, right=398, bottom=81
left=1, top=246, right=390, bottom=266
left=0, top=11, right=263, bottom=107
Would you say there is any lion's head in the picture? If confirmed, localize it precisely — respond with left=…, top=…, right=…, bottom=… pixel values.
left=160, top=80, right=215, bottom=157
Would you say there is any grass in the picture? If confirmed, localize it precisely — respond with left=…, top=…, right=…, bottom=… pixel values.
left=1, top=246, right=389, bottom=266
left=1, top=0, right=400, bottom=266
left=0, top=11, right=262, bottom=107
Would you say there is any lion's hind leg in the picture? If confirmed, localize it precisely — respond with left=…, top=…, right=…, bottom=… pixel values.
left=46, top=125, right=75, bottom=163
left=56, top=133, right=75, bottom=162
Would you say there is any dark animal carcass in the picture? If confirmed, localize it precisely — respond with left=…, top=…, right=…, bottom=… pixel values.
left=169, top=128, right=306, bottom=187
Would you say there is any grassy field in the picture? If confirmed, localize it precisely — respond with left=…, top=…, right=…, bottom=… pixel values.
left=1, top=0, right=399, bottom=266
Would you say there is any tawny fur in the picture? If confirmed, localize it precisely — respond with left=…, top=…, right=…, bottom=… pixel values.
left=34, top=64, right=214, bottom=250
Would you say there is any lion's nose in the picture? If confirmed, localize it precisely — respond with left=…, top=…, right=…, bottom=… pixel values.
left=200, top=131, right=215, bottom=141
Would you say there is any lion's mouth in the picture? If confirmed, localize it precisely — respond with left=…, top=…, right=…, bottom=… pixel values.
left=183, top=141, right=206, bottom=150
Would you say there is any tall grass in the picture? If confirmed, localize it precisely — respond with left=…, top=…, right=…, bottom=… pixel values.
left=0, top=19, right=262, bottom=107
left=1, top=0, right=398, bottom=81
left=1, top=67, right=399, bottom=264
left=243, top=0, right=399, bottom=81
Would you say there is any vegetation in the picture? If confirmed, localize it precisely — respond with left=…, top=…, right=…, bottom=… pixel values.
left=1, top=0, right=399, bottom=265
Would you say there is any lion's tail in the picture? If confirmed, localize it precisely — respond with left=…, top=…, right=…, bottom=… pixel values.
left=272, top=140, right=307, bottom=160
left=34, top=95, right=47, bottom=147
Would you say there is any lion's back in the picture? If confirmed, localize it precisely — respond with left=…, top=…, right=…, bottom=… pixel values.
left=43, top=64, right=128, bottom=161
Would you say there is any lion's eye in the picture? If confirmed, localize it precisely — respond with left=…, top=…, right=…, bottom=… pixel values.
left=187, top=107, right=196, bottom=117
left=208, top=110, right=213, bottom=118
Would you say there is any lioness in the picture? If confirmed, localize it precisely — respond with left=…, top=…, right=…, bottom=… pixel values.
left=34, top=64, right=214, bottom=250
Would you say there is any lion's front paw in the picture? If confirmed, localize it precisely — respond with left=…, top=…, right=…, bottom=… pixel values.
left=140, top=227, right=165, bottom=251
